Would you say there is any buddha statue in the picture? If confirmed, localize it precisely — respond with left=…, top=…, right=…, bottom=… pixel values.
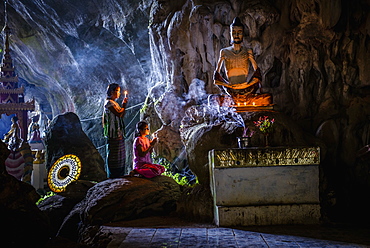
left=213, top=17, right=272, bottom=106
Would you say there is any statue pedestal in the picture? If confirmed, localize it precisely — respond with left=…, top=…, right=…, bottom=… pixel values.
left=233, top=104, right=275, bottom=112
left=209, top=147, right=321, bottom=226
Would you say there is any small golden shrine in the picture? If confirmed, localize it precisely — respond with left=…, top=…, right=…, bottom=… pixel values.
left=0, top=25, right=35, bottom=141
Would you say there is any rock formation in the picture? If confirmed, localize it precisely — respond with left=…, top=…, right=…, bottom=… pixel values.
left=146, top=0, right=370, bottom=224
left=45, top=112, right=107, bottom=182
left=44, top=176, right=182, bottom=241
left=0, top=0, right=155, bottom=151
left=0, top=140, right=51, bottom=247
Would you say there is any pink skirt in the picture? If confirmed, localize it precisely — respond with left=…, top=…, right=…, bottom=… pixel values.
left=134, top=163, right=165, bottom=178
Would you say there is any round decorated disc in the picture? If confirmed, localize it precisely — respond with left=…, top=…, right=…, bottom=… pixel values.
left=47, top=154, right=82, bottom=193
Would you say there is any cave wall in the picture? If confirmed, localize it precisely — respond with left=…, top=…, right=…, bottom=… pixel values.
left=149, top=0, right=370, bottom=130
left=0, top=0, right=154, bottom=151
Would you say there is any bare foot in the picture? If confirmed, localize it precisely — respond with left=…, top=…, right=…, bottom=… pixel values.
left=129, top=170, right=135, bottom=177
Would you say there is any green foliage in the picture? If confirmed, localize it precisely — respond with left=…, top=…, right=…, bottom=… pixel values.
left=153, top=155, right=197, bottom=186
left=140, top=102, right=148, bottom=114
left=140, top=95, right=150, bottom=114
left=36, top=191, right=56, bottom=205
left=163, top=171, right=189, bottom=186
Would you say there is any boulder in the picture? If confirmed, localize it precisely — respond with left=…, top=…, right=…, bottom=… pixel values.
left=60, top=180, right=97, bottom=201
left=0, top=140, right=50, bottom=246
left=57, top=176, right=181, bottom=240
left=45, top=112, right=107, bottom=182
left=81, top=176, right=181, bottom=225
left=0, top=166, right=51, bottom=247
left=38, top=180, right=96, bottom=237
left=38, top=194, right=81, bottom=237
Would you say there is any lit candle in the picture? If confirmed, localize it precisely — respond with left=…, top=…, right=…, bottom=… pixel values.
left=252, top=102, right=256, bottom=107
left=244, top=102, right=246, bottom=106
left=124, top=90, right=128, bottom=98
left=237, top=102, right=240, bottom=106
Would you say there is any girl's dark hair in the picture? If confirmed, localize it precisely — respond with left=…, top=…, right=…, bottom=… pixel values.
left=106, top=83, right=120, bottom=98
left=135, top=121, right=148, bottom=137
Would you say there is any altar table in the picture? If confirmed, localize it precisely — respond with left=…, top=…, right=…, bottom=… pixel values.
left=209, top=146, right=321, bottom=226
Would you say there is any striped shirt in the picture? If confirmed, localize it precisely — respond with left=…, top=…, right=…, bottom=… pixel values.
left=103, top=99, right=125, bottom=139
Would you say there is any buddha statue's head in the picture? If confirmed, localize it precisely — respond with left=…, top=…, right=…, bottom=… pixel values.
left=230, top=17, right=244, bottom=45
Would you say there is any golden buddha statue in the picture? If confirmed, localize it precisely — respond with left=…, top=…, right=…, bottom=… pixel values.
left=214, top=17, right=272, bottom=106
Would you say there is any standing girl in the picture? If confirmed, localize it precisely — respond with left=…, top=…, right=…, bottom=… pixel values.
left=103, top=83, right=128, bottom=178
left=131, top=121, right=165, bottom=178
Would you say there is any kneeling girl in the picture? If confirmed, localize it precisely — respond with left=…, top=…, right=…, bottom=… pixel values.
left=131, top=121, right=165, bottom=178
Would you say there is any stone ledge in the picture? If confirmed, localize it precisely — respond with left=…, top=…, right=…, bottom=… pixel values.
left=216, top=204, right=321, bottom=226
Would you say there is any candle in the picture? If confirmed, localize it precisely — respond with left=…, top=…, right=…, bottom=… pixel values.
left=237, top=102, right=240, bottom=106
left=124, top=90, right=128, bottom=98
left=244, top=102, right=246, bottom=106
left=252, top=102, right=256, bottom=106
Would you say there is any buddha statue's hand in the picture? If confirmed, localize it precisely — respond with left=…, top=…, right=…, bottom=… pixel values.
left=229, top=80, right=259, bottom=90
left=227, top=81, right=249, bottom=89
left=229, top=84, right=247, bottom=89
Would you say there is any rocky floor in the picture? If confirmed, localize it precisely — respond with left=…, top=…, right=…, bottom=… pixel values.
left=67, top=216, right=370, bottom=247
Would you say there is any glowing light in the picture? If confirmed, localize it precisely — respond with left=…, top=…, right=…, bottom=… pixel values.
left=252, top=102, right=256, bottom=106
left=47, top=154, right=82, bottom=193
left=124, top=90, right=128, bottom=98
left=237, top=102, right=240, bottom=106
left=244, top=102, right=246, bottom=106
